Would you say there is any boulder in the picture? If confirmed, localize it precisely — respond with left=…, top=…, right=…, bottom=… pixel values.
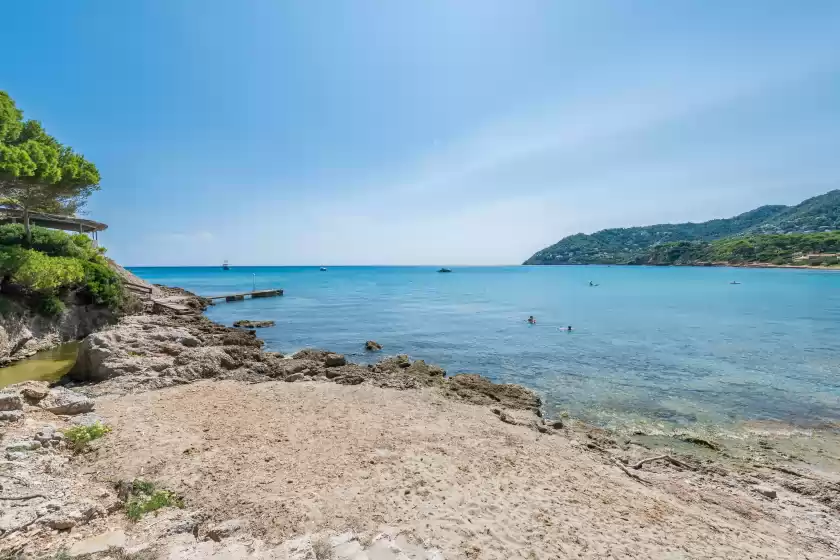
left=0, top=410, right=23, bottom=422
left=233, top=320, right=275, bottom=328
left=292, top=348, right=330, bottom=362
left=0, top=391, right=23, bottom=411
left=446, top=374, right=542, bottom=412
left=206, top=519, right=247, bottom=541
left=324, top=353, right=346, bottom=367
left=38, top=387, right=94, bottom=415
left=22, top=384, right=50, bottom=402
left=365, top=340, right=382, bottom=351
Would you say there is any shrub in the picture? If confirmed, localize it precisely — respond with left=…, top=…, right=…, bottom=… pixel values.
left=125, top=480, right=184, bottom=521
left=37, top=294, right=66, bottom=316
left=80, top=260, right=123, bottom=309
left=62, top=421, right=111, bottom=452
left=0, top=224, right=99, bottom=260
left=6, top=249, right=84, bottom=293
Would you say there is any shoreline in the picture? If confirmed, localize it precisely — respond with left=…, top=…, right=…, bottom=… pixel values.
left=525, top=262, right=840, bottom=270
left=3, top=285, right=840, bottom=557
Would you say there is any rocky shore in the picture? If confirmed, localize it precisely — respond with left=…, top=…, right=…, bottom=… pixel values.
left=2, top=287, right=840, bottom=559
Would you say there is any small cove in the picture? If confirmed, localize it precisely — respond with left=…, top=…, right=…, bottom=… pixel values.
left=128, top=265, right=840, bottom=433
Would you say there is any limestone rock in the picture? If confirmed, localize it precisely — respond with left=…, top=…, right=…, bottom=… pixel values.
left=206, top=518, right=247, bottom=541
left=233, top=320, right=275, bottom=328
left=0, top=508, right=38, bottom=535
left=0, top=391, right=22, bottom=411
left=445, top=374, right=542, bottom=412
left=38, top=387, right=94, bottom=415
left=325, top=353, right=346, bottom=367
left=292, top=348, right=330, bottom=362
left=755, top=485, right=777, bottom=499
left=22, top=384, right=50, bottom=402
left=365, top=340, right=382, bottom=351
left=45, top=513, right=79, bottom=530
left=0, top=410, right=24, bottom=422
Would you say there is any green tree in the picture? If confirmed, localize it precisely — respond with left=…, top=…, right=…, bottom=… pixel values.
left=0, top=91, right=100, bottom=245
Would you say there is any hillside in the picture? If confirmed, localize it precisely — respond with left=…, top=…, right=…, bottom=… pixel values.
left=524, top=189, right=840, bottom=265
left=635, top=232, right=840, bottom=267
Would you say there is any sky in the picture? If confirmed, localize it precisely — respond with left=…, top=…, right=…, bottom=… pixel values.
left=2, top=1, right=840, bottom=266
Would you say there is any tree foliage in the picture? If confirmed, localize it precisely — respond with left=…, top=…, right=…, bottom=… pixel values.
left=637, top=232, right=840, bottom=266
left=0, top=91, right=100, bottom=243
left=525, top=190, right=840, bottom=265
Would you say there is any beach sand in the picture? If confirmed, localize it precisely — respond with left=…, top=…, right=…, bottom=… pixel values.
left=70, top=378, right=839, bottom=559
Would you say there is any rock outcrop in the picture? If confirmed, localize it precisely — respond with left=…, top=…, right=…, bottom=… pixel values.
left=232, top=320, right=275, bottom=329
left=365, top=340, right=382, bottom=351
left=0, top=295, right=116, bottom=367
left=37, top=387, right=94, bottom=415
left=67, top=313, right=286, bottom=395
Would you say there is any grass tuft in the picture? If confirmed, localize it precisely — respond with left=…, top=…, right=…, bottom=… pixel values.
left=125, top=479, right=184, bottom=521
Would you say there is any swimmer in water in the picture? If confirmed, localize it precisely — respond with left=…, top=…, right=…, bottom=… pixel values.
left=527, top=315, right=536, bottom=324
left=567, top=325, right=573, bottom=331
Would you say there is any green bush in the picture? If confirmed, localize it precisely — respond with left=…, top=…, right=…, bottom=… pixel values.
left=81, top=260, right=123, bottom=309
left=0, top=248, right=84, bottom=293
left=0, top=228, right=123, bottom=311
left=37, top=294, right=66, bottom=316
left=62, top=421, right=111, bottom=452
left=0, top=223, right=99, bottom=260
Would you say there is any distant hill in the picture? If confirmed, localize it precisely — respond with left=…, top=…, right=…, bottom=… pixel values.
left=524, top=190, right=840, bottom=265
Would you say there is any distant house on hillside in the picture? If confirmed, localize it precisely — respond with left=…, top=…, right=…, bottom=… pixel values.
left=0, top=208, right=107, bottom=246
left=794, top=253, right=840, bottom=265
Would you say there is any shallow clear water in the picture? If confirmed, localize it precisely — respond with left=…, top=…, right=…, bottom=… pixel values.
left=0, top=342, right=79, bottom=389
left=130, top=266, right=840, bottom=430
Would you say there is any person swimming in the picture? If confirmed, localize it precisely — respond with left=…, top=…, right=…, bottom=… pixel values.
left=527, top=315, right=536, bottom=324
left=566, top=325, right=573, bottom=331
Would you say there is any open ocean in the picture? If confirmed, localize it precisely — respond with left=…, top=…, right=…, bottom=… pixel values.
left=129, top=265, right=840, bottom=431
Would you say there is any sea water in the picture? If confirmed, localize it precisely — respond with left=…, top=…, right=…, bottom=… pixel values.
left=130, top=266, right=840, bottom=431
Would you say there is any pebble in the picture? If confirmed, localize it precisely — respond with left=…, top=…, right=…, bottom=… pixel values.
left=755, top=485, right=777, bottom=499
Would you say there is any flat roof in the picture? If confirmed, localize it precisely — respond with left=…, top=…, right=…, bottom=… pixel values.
left=0, top=209, right=107, bottom=233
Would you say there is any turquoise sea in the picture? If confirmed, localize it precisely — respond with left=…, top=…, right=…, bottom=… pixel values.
left=130, top=266, right=840, bottom=431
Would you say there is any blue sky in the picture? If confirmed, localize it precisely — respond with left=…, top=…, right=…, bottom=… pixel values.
left=3, top=1, right=839, bottom=265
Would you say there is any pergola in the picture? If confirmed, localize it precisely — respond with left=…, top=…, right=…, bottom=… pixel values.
left=0, top=209, right=107, bottom=244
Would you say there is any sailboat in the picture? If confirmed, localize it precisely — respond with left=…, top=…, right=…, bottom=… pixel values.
left=222, top=260, right=230, bottom=270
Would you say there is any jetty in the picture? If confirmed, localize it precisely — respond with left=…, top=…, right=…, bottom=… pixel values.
left=205, top=289, right=284, bottom=303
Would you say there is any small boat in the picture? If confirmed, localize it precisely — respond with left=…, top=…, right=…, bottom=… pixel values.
left=222, top=260, right=230, bottom=271
left=320, top=267, right=327, bottom=271
left=437, top=268, right=452, bottom=273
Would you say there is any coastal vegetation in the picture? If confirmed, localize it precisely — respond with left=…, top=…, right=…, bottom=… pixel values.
left=125, top=480, right=184, bottom=521
left=0, top=224, right=123, bottom=315
left=635, top=231, right=840, bottom=266
left=0, top=91, right=100, bottom=244
left=525, top=189, right=840, bottom=265
left=62, top=420, right=111, bottom=452
left=0, top=91, right=120, bottom=316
